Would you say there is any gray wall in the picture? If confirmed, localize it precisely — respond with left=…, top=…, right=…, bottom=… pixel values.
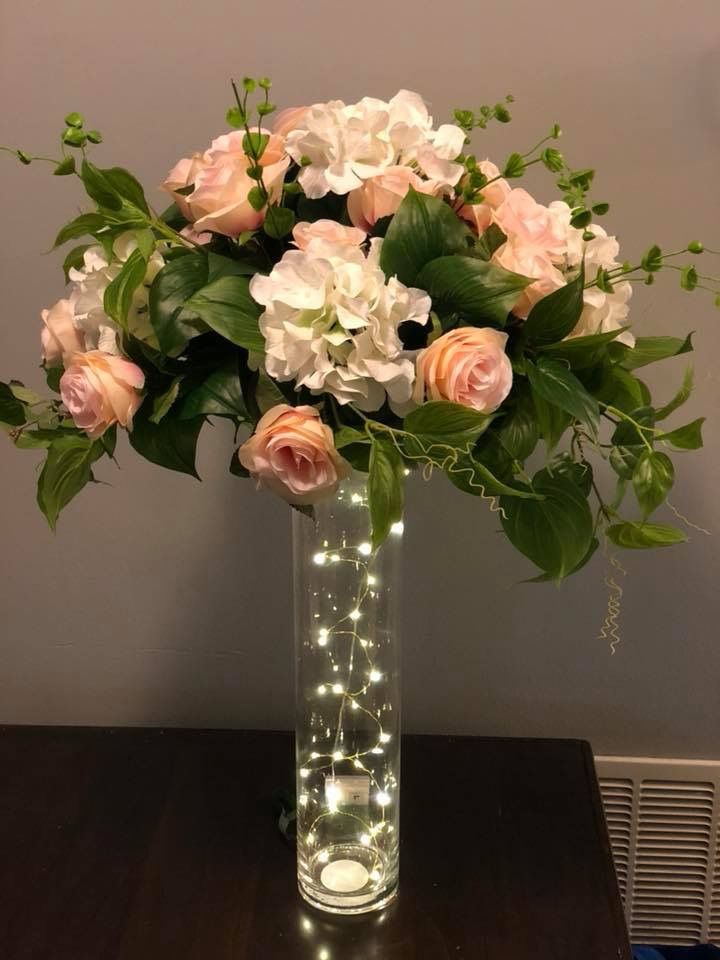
left=1, top=0, right=719, bottom=758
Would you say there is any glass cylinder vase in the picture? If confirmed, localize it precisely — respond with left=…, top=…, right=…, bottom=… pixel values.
left=292, top=472, right=402, bottom=915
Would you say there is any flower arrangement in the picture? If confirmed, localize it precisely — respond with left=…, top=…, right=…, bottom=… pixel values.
left=1, top=80, right=713, bottom=580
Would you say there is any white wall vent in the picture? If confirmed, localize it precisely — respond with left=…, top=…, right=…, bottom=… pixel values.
left=595, top=756, right=720, bottom=946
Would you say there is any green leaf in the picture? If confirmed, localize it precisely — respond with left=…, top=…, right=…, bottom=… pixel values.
left=80, top=160, right=150, bottom=214
left=12, top=428, right=60, bottom=450
left=632, top=450, right=674, bottom=517
left=524, top=536, right=599, bottom=582
left=610, top=444, right=643, bottom=481
left=149, top=254, right=211, bottom=355
left=606, top=521, right=687, bottom=549
left=640, top=244, right=663, bottom=272
left=242, top=131, right=269, bottom=159
left=180, top=364, right=248, bottom=420
left=526, top=357, right=599, bottom=431
left=548, top=455, right=594, bottom=496
left=8, top=381, right=43, bottom=405
left=403, top=401, right=492, bottom=447
left=36, top=435, right=106, bottom=530
left=495, top=385, right=539, bottom=461
left=595, top=364, right=650, bottom=413
left=226, top=106, right=245, bottom=128
left=103, top=249, right=147, bottom=328
left=657, top=417, right=705, bottom=450
left=446, top=454, right=541, bottom=499
left=500, top=469, right=594, bottom=579
left=53, top=156, right=76, bottom=177
left=503, top=152, right=525, bottom=178
left=150, top=378, right=182, bottom=423
left=611, top=406, right=655, bottom=447
left=263, top=206, right=295, bottom=239
left=184, top=276, right=264, bottom=351
left=417, top=255, right=530, bottom=328
left=229, top=448, right=250, bottom=477
left=523, top=264, right=585, bottom=345
left=367, top=435, right=405, bottom=549
left=531, top=391, right=571, bottom=453
left=54, top=212, right=108, bottom=247
left=0, top=382, right=27, bottom=426
left=129, top=405, right=203, bottom=478
left=45, top=366, right=63, bottom=394
left=62, top=244, right=91, bottom=281
left=537, top=328, right=627, bottom=369
left=64, top=111, right=84, bottom=128
left=473, top=224, right=506, bottom=261
left=334, top=426, right=369, bottom=449
left=655, top=366, right=693, bottom=421
left=614, top=333, right=693, bottom=370
left=380, top=188, right=470, bottom=286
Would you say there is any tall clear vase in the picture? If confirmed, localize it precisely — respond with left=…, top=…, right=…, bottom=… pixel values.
left=292, top=472, right=402, bottom=915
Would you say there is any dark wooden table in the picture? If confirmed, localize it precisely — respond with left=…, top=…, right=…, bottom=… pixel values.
left=0, top=727, right=630, bottom=959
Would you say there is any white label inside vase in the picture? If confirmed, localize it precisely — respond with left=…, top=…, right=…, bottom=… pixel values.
left=325, top=774, right=370, bottom=807
left=320, top=858, right=369, bottom=893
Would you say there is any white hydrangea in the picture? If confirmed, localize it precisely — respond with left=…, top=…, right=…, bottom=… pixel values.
left=250, top=237, right=431, bottom=413
left=68, top=232, right=164, bottom=352
left=566, top=224, right=634, bottom=346
left=285, top=90, right=465, bottom=200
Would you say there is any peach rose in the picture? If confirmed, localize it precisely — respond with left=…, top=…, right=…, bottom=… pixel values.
left=162, top=131, right=290, bottom=238
left=272, top=106, right=309, bottom=138
left=458, top=160, right=511, bottom=234
left=60, top=350, right=145, bottom=439
left=492, top=241, right=566, bottom=319
left=41, top=298, right=85, bottom=367
left=238, top=404, right=350, bottom=505
left=292, top=219, right=366, bottom=250
left=413, top=327, right=513, bottom=413
left=492, top=189, right=571, bottom=260
left=162, top=152, right=210, bottom=221
left=347, top=166, right=438, bottom=231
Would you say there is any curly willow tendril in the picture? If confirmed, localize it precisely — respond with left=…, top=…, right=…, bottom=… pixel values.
left=666, top=499, right=712, bottom=536
left=596, top=542, right=628, bottom=655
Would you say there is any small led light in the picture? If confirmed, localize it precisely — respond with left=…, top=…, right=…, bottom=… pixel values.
left=317, top=684, right=326, bottom=696
left=301, top=917, right=313, bottom=933
left=307, top=832, right=316, bottom=844
left=369, top=670, right=382, bottom=683
left=366, top=574, right=377, bottom=586
left=403, top=468, right=410, bottom=477
left=371, top=746, right=383, bottom=754
left=349, top=609, right=361, bottom=622
left=379, top=732, right=391, bottom=744
left=359, top=639, right=368, bottom=648
left=332, top=750, right=344, bottom=761
left=351, top=700, right=359, bottom=711
left=390, top=521, right=404, bottom=535
left=319, top=949, right=330, bottom=960
left=300, top=768, right=310, bottom=778
left=360, top=833, right=371, bottom=846
left=353, top=759, right=364, bottom=768
left=318, top=636, right=327, bottom=647
left=351, top=493, right=363, bottom=504
left=370, top=870, right=381, bottom=883
left=358, top=542, right=372, bottom=556
left=318, top=850, right=330, bottom=864
left=331, top=683, right=344, bottom=695
left=329, top=553, right=340, bottom=563
left=299, top=793, right=309, bottom=806
left=376, top=790, right=391, bottom=807
left=313, top=552, right=327, bottom=566
left=310, top=751, right=320, bottom=760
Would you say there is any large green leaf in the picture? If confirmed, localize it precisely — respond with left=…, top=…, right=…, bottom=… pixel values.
left=80, top=160, right=149, bottom=214
left=495, top=385, right=539, bottom=460
left=379, top=189, right=470, bottom=286
left=103, top=249, right=147, bottom=328
left=606, top=521, right=687, bottom=549
left=149, top=254, right=211, bottom=355
left=657, top=417, right=705, bottom=450
left=522, top=264, right=585, bottom=346
left=416, top=255, right=530, bottom=328
left=184, top=276, right=264, bottom=352
left=613, top=333, right=693, bottom=370
left=537, top=328, right=626, bottom=369
left=0, top=382, right=26, bottom=426
left=526, top=357, right=599, bottom=431
left=129, top=404, right=203, bottom=478
left=403, top=401, right=492, bottom=448
left=180, top=364, right=248, bottom=420
left=53, top=213, right=108, bottom=248
left=368, top=435, right=405, bottom=549
left=632, top=450, right=674, bottom=517
left=500, top=469, right=594, bottom=579
left=36, top=435, right=106, bottom=529
left=531, top=391, right=571, bottom=453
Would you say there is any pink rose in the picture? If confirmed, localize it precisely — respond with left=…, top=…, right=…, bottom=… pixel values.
left=162, top=152, right=210, bottom=221
left=492, top=241, right=566, bottom=319
left=292, top=219, right=366, bottom=250
left=347, top=166, right=438, bottom=231
left=238, top=404, right=350, bottom=505
left=60, top=350, right=145, bottom=439
left=493, top=189, right=571, bottom=260
left=413, top=327, right=513, bottom=413
left=41, top=298, right=84, bottom=367
left=272, top=106, right=309, bottom=138
left=458, top=160, right=511, bottom=234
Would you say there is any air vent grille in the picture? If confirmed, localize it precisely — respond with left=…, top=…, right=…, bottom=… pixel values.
left=596, top=757, right=720, bottom=946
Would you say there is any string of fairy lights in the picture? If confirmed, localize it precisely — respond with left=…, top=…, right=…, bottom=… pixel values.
left=296, top=486, right=403, bottom=890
